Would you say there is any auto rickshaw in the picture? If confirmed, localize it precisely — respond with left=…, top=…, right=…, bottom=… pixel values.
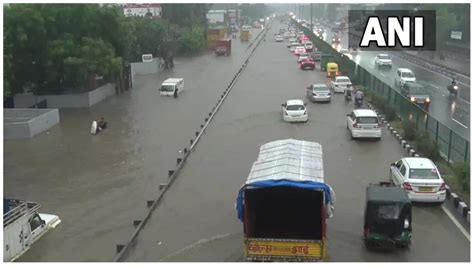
left=364, top=182, right=412, bottom=250
left=326, top=62, right=339, bottom=78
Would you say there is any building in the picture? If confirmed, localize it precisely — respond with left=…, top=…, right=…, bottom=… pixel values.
left=123, top=4, right=162, bottom=19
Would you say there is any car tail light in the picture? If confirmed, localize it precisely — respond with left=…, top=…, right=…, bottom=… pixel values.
left=403, top=182, right=413, bottom=191
left=336, top=72, right=340, bottom=76
left=439, top=182, right=446, bottom=191
left=353, top=122, right=360, bottom=128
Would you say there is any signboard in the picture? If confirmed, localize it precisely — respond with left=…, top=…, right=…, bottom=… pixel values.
left=451, top=31, right=462, bottom=40
left=142, top=54, right=153, bottom=63
left=245, top=239, right=323, bottom=259
left=123, top=4, right=162, bottom=19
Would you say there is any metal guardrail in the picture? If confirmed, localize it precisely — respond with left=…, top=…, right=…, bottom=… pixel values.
left=295, top=20, right=470, bottom=165
left=112, top=21, right=273, bottom=262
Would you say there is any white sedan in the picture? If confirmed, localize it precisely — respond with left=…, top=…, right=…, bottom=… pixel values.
left=297, top=54, right=309, bottom=63
left=389, top=157, right=446, bottom=203
left=330, top=76, right=353, bottom=93
left=282, top=99, right=308, bottom=122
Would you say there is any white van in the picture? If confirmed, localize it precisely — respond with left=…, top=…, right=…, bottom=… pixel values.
left=160, top=78, right=184, bottom=96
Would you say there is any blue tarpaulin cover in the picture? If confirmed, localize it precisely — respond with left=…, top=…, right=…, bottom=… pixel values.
left=234, top=139, right=335, bottom=222
left=236, top=179, right=333, bottom=222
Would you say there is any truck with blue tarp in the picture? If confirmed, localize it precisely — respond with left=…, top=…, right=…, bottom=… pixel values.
left=236, top=139, right=335, bottom=262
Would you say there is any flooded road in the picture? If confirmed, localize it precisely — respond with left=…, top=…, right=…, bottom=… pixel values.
left=4, top=20, right=469, bottom=262
left=4, top=29, right=262, bottom=261
left=123, top=21, right=469, bottom=262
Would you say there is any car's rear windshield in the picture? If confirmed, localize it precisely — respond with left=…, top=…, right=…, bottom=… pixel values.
left=378, top=54, right=391, bottom=59
left=409, top=169, right=439, bottom=179
left=401, top=71, right=415, bottom=78
left=287, top=105, right=305, bottom=111
left=312, top=86, right=329, bottom=92
left=160, top=85, right=174, bottom=92
left=357, top=116, right=378, bottom=124
left=337, top=78, right=351, bottom=83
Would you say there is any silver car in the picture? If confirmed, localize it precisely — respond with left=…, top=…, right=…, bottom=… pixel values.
left=307, top=84, right=332, bottom=102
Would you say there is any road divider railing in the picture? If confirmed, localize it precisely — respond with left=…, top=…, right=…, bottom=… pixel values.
left=112, top=19, right=273, bottom=262
left=293, top=19, right=470, bottom=166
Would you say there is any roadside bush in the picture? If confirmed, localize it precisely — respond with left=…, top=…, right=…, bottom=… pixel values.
left=401, top=120, right=417, bottom=141
left=384, top=105, right=399, bottom=122
left=415, top=130, right=440, bottom=161
left=452, top=162, right=470, bottom=192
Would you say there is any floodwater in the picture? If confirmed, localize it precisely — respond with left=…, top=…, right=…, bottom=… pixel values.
left=4, top=29, right=262, bottom=261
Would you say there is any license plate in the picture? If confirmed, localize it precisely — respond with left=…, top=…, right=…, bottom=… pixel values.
left=246, top=239, right=323, bottom=258
left=362, top=126, right=373, bottom=129
left=418, top=187, right=433, bottom=192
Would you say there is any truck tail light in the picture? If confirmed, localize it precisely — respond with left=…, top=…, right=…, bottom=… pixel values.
left=403, top=182, right=413, bottom=191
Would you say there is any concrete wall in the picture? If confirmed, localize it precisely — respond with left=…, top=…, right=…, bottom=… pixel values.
left=4, top=109, right=60, bottom=140
left=130, top=58, right=160, bottom=89
left=88, top=83, right=116, bottom=106
left=13, top=83, right=115, bottom=108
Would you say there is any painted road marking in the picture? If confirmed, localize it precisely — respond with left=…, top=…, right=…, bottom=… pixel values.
left=458, top=97, right=471, bottom=105
left=452, top=118, right=469, bottom=129
left=441, top=204, right=470, bottom=241
left=429, top=83, right=439, bottom=89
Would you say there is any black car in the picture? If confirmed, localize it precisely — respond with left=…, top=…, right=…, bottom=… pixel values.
left=401, top=82, right=431, bottom=109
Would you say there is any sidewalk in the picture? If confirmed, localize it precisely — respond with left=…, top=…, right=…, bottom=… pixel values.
left=402, top=50, right=470, bottom=77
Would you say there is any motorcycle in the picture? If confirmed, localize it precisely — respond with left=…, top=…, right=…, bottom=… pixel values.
left=355, top=98, right=363, bottom=108
left=447, top=83, right=459, bottom=96
left=345, top=89, right=352, bottom=102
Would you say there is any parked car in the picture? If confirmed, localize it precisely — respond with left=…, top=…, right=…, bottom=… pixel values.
left=330, top=76, right=353, bottom=93
left=374, top=53, right=393, bottom=69
left=346, top=109, right=382, bottom=140
left=282, top=99, right=308, bottom=122
left=300, top=58, right=315, bottom=70
left=307, top=84, right=331, bottom=102
left=275, top=34, right=284, bottom=42
left=395, top=68, right=416, bottom=87
left=294, top=46, right=306, bottom=56
left=389, top=157, right=447, bottom=203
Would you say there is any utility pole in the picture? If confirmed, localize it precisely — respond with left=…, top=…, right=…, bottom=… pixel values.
left=310, top=3, right=313, bottom=29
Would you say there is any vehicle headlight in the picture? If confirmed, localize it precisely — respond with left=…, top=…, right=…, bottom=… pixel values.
left=410, top=96, right=415, bottom=102
left=453, top=85, right=459, bottom=90
left=404, top=218, right=410, bottom=229
left=426, top=97, right=430, bottom=103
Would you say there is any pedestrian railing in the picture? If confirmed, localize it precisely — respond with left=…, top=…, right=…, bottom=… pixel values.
left=296, top=21, right=470, bottom=165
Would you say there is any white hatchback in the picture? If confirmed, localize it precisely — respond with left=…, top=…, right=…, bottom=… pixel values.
left=389, top=157, right=446, bottom=203
left=346, top=109, right=382, bottom=139
left=282, top=99, right=308, bottom=122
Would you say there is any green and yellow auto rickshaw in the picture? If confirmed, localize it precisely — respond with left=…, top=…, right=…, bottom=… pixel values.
left=326, top=62, right=339, bottom=78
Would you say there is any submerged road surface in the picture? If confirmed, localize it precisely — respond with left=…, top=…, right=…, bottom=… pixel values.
left=123, top=21, right=470, bottom=262
left=4, top=29, right=262, bottom=261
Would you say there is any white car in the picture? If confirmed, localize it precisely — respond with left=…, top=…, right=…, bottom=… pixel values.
left=346, top=109, right=382, bottom=139
left=297, top=54, right=309, bottom=63
left=289, top=42, right=299, bottom=52
left=395, top=68, right=416, bottom=87
left=374, top=53, right=393, bottom=69
left=294, top=46, right=306, bottom=55
left=283, top=31, right=290, bottom=38
left=282, top=99, right=308, bottom=122
left=275, top=35, right=284, bottom=42
left=389, top=157, right=447, bottom=203
left=304, top=42, right=314, bottom=51
left=330, top=76, right=353, bottom=93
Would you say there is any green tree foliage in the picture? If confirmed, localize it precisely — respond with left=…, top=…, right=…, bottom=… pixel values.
left=4, top=4, right=209, bottom=97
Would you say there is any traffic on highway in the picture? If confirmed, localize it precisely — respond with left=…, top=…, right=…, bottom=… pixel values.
left=4, top=3, right=470, bottom=263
